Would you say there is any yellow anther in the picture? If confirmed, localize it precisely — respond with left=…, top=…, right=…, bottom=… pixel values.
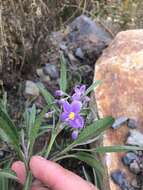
left=69, top=112, right=75, bottom=120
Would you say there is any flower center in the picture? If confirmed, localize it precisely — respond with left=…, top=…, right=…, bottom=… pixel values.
left=69, top=112, right=75, bottom=120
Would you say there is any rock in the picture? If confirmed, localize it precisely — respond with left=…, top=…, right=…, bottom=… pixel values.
left=111, top=171, right=131, bottom=190
left=43, top=64, right=59, bottom=80
left=127, top=119, right=138, bottom=129
left=122, top=152, right=138, bottom=166
left=129, top=160, right=140, bottom=174
left=69, top=15, right=112, bottom=44
left=127, top=130, right=143, bottom=147
left=36, top=68, right=50, bottom=82
left=111, top=170, right=126, bottom=187
left=112, top=116, right=128, bottom=129
left=25, top=81, right=39, bottom=97
left=131, top=179, right=139, bottom=188
left=75, top=48, right=84, bottom=60
left=59, top=43, right=67, bottom=51
left=0, top=150, right=5, bottom=159
left=94, top=30, right=143, bottom=190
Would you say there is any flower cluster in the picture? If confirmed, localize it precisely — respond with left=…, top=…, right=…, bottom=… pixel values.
left=55, top=85, right=90, bottom=139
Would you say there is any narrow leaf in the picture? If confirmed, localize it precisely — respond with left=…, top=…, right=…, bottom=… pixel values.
left=95, top=145, right=143, bottom=153
left=55, top=117, right=114, bottom=157
left=28, top=104, right=36, bottom=138
left=23, top=172, right=32, bottom=190
left=37, top=83, right=59, bottom=112
left=85, top=80, right=101, bottom=95
left=37, top=83, right=54, bottom=105
left=0, top=107, right=19, bottom=144
left=60, top=54, right=67, bottom=92
left=74, top=116, right=114, bottom=145
left=73, top=152, right=104, bottom=174
left=29, top=105, right=50, bottom=157
left=0, top=170, right=18, bottom=181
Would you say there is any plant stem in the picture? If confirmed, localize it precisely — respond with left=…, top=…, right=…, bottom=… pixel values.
left=44, top=133, right=57, bottom=158
left=23, top=171, right=32, bottom=190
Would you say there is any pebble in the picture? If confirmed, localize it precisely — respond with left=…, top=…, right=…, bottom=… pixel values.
left=131, top=179, right=139, bottom=188
left=43, top=64, right=59, bottom=80
left=122, top=152, right=138, bottom=166
left=127, top=119, right=138, bottom=129
left=59, top=43, right=67, bottom=51
left=36, top=68, right=50, bottom=82
left=75, top=48, right=84, bottom=60
left=111, top=170, right=133, bottom=190
left=112, top=116, right=128, bottom=129
left=130, top=160, right=140, bottom=174
left=111, top=170, right=126, bottom=186
left=25, top=80, right=39, bottom=97
left=126, top=130, right=143, bottom=147
left=0, top=150, right=5, bottom=159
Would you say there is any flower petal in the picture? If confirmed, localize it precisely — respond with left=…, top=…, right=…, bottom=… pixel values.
left=74, top=85, right=80, bottom=94
left=75, top=115, right=84, bottom=128
left=63, top=101, right=71, bottom=112
left=71, top=130, right=79, bottom=140
left=68, top=114, right=84, bottom=129
left=72, top=93, right=81, bottom=101
left=55, top=90, right=63, bottom=97
left=60, top=112, right=69, bottom=121
left=71, top=101, right=82, bottom=113
left=80, top=85, right=86, bottom=94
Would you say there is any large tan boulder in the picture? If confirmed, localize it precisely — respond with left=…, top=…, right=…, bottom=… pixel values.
left=94, top=30, right=143, bottom=190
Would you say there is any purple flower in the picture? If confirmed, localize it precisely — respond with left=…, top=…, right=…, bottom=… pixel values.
left=60, top=100, right=84, bottom=129
left=72, top=85, right=86, bottom=101
left=55, top=90, right=64, bottom=97
left=71, top=130, right=79, bottom=140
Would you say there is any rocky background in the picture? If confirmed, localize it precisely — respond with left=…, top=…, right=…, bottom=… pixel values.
left=1, top=0, right=143, bottom=190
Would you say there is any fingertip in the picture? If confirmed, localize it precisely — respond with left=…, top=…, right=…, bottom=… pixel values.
left=11, top=161, right=26, bottom=184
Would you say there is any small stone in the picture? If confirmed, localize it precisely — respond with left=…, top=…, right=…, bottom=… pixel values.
left=0, top=150, right=5, bottom=159
left=36, top=68, right=50, bottom=82
left=75, top=48, right=84, bottom=60
left=122, top=152, right=138, bottom=166
left=126, top=130, right=143, bottom=147
left=43, top=64, right=59, bottom=80
left=111, top=170, right=125, bottom=186
left=127, top=119, right=138, bottom=129
left=130, top=160, right=140, bottom=174
left=59, top=43, right=67, bottom=51
left=131, top=179, right=139, bottom=188
left=137, top=150, right=143, bottom=156
left=25, top=81, right=39, bottom=97
left=112, top=116, right=128, bottom=129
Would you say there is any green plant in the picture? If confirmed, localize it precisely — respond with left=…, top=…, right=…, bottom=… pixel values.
left=0, top=54, right=142, bottom=190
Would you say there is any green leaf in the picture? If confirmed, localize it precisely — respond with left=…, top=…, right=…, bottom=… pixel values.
left=60, top=54, right=67, bottom=92
left=0, top=107, right=22, bottom=159
left=74, top=116, right=114, bottom=145
left=37, top=83, right=59, bottom=112
left=85, top=80, right=101, bottom=95
left=74, top=152, right=104, bottom=174
left=29, top=105, right=50, bottom=157
left=0, top=161, right=12, bottom=190
left=55, top=153, right=104, bottom=175
left=95, top=145, right=143, bottom=153
left=0, top=170, right=18, bottom=181
left=37, top=83, right=54, bottom=105
left=0, top=107, right=19, bottom=144
left=27, top=104, right=36, bottom=138
left=54, top=117, right=114, bottom=158
left=23, top=172, right=32, bottom=190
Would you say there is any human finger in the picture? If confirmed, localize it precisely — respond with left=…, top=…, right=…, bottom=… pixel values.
left=11, top=161, right=26, bottom=185
left=30, top=156, right=97, bottom=190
